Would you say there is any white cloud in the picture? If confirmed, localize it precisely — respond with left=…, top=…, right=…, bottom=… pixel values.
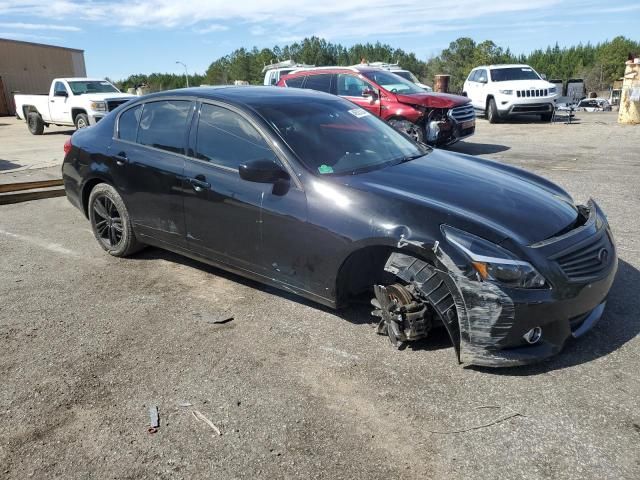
left=0, top=22, right=81, bottom=31
left=0, top=0, right=563, bottom=38
left=0, top=31, right=63, bottom=42
left=194, top=23, right=229, bottom=34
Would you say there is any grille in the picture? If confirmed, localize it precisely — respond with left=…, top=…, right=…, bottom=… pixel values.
left=107, top=99, right=131, bottom=112
left=511, top=103, right=553, bottom=113
left=553, top=232, right=613, bottom=281
left=516, top=89, right=549, bottom=98
left=449, top=103, right=475, bottom=123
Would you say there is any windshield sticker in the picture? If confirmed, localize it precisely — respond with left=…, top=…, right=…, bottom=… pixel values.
left=318, top=164, right=334, bottom=174
left=521, top=68, right=533, bottom=72
left=100, top=82, right=111, bottom=85
left=348, top=108, right=370, bottom=118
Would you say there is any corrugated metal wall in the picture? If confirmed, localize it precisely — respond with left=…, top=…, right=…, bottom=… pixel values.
left=0, top=38, right=86, bottom=115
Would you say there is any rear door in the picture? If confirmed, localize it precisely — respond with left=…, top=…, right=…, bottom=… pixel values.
left=110, top=99, right=194, bottom=247
left=301, top=73, right=335, bottom=94
left=335, top=73, right=381, bottom=116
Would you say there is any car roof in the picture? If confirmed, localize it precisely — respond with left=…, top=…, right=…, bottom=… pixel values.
left=136, top=85, right=344, bottom=109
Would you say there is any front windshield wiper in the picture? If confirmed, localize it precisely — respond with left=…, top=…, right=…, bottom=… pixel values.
left=399, top=153, right=425, bottom=163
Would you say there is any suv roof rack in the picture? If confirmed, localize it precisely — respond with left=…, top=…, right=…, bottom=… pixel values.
left=290, top=65, right=359, bottom=73
left=354, top=62, right=403, bottom=70
left=262, top=60, right=315, bottom=73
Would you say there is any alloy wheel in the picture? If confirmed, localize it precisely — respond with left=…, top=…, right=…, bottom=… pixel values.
left=93, top=195, right=123, bottom=248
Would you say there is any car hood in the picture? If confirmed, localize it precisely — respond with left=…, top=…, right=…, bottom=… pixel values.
left=394, top=92, right=470, bottom=109
left=82, top=93, right=136, bottom=102
left=341, top=150, right=578, bottom=245
left=492, top=79, right=557, bottom=92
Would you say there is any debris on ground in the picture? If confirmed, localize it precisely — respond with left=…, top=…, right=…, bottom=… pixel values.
left=148, top=406, right=159, bottom=434
left=193, top=311, right=234, bottom=324
left=177, top=402, right=193, bottom=408
left=427, top=406, right=525, bottom=434
left=192, top=409, right=222, bottom=436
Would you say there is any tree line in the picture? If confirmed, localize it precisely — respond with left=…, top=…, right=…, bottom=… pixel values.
left=116, top=35, right=639, bottom=94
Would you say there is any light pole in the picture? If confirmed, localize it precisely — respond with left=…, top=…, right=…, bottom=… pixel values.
left=176, top=61, right=189, bottom=88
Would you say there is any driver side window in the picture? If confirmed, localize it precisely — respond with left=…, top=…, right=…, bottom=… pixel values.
left=54, top=82, right=68, bottom=96
left=336, top=74, right=371, bottom=97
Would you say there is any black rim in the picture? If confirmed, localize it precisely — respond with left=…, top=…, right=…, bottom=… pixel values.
left=93, top=195, right=123, bottom=248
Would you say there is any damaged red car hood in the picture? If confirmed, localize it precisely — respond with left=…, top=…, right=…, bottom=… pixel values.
left=342, top=150, right=578, bottom=245
left=393, top=92, right=470, bottom=109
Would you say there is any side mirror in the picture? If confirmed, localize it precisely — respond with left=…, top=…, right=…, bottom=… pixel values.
left=239, top=159, right=289, bottom=184
left=55, top=90, right=68, bottom=97
left=362, top=88, right=378, bottom=99
left=541, top=73, right=547, bottom=80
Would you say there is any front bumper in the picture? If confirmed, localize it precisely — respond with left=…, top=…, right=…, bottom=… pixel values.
left=88, top=113, right=105, bottom=125
left=451, top=202, right=618, bottom=367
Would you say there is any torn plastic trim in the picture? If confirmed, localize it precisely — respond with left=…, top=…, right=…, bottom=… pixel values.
left=384, top=245, right=518, bottom=367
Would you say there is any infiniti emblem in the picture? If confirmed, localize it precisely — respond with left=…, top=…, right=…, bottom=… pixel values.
left=597, top=248, right=609, bottom=264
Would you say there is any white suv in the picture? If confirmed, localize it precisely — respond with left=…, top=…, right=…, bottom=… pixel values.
left=463, top=64, right=559, bottom=123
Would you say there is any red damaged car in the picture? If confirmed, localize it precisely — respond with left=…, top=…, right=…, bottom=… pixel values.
left=278, top=66, right=475, bottom=146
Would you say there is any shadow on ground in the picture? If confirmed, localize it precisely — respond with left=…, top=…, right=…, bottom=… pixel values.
left=128, top=248, right=638, bottom=373
left=448, top=142, right=510, bottom=156
left=0, top=160, right=22, bottom=171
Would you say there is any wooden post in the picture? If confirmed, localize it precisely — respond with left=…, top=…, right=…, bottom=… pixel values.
left=434, top=75, right=451, bottom=93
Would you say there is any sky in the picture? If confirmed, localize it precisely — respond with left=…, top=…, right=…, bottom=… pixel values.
left=0, top=0, right=638, bottom=80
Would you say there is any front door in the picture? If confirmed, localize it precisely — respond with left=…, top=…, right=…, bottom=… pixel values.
left=336, top=73, right=381, bottom=116
left=50, top=81, right=71, bottom=123
left=183, top=101, right=309, bottom=287
left=109, top=99, right=194, bottom=247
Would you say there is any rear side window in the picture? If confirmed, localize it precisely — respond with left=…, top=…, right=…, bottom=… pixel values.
left=303, top=74, right=334, bottom=94
left=195, top=103, right=276, bottom=169
left=137, top=100, right=192, bottom=154
left=285, top=76, right=305, bottom=88
left=118, top=105, right=142, bottom=142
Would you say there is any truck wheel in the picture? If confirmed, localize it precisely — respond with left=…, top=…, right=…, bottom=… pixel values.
left=27, top=112, right=45, bottom=135
left=486, top=98, right=500, bottom=124
left=75, top=113, right=90, bottom=130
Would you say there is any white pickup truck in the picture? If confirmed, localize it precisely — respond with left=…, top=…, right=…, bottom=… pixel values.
left=14, top=78, right=135, bottom=135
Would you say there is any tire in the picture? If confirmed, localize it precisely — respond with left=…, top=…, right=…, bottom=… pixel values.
left=540, top=112, right=553, bottom=122
left=74, top=113, right=90, bottom=130
left=88, top=183, right=144, bottom=257
left=388, top=118, right=425, bottom=144
left=27, top=112, right=45, bottom=135
left=486, top=98, right=500, bottom=124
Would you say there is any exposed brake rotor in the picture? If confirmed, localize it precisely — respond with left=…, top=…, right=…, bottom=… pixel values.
left=371, top=283, right=430, bottom=349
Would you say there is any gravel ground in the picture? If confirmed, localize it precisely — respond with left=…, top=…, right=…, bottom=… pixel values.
left=0, top=112, right=639, bottom=479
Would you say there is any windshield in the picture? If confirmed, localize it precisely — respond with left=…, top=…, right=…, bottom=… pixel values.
left=362, top=70, right=424, bottom=94
left=254, top=98, right=429, bottom=176
left=490, top=67, right=541, bottom=82
left=68, top=81, right=120, bottom=95
left=393, top=70, right=420, bottom=83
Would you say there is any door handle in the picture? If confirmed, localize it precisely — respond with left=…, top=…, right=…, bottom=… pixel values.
left=189, top=177, right=210, bottom=192
left=50, top=100, right=55, bottom=103
left=114, top=152, right=129, bottom=166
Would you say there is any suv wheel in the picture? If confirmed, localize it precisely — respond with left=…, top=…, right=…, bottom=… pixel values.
left=88, top=183, right=144, bottom=257
left=388, top=119, right=425, bottom=144
left=487, top=98, right=500, bottom=124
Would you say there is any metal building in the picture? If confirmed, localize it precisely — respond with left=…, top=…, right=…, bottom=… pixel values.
left=0, top=38, right=86, bottom=115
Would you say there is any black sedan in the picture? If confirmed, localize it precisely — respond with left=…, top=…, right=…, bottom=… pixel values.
left=62, top=86, right=617, bottom=367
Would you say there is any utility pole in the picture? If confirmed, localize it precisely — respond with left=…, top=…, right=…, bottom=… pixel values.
left=176, top=61, right=189, bottom=88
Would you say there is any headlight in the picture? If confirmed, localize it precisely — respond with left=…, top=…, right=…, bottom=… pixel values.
left=498, top=89, right=513, bottom=95
left=90, top=101, right=107, bottom=112
left=549, top=87, right=557, bottom=95
left=442, top=225, right=547, bottom=289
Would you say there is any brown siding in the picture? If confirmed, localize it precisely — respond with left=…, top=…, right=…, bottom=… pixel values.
left=0, top=38, right=86, bottom=115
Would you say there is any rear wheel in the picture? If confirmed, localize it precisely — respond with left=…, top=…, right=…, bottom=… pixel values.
left=27, top=112, right=44, bottom=135
left=486, top=98, right=500, bottom=124
left=88, top=183, right=144, bottom=257
left=74, top=113, right=90, bottom=130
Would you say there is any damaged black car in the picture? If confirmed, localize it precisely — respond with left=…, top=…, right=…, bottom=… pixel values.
left=62, top=86, right=618, bottom=367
